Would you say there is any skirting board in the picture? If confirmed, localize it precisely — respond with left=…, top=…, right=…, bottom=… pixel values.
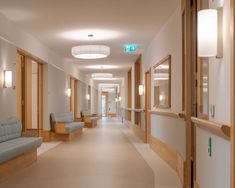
left=0, top=149, right=37, bottom=183
left=124, top=120, right=145, bottom=143
left=150, top=136, right=185, bottom=185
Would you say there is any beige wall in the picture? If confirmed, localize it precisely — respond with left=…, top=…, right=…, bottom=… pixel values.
left=141, top=4, right=186, bottom=159
left=0, top=38, right=17, bottom=119
left=196, top=0, right=231, bottom=188
left=43, top=64, right=70, bottom=130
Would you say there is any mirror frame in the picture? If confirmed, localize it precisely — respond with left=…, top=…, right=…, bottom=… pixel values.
left=153, top=55, right=171, bottom=109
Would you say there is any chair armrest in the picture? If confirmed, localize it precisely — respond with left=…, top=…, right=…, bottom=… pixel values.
left=54, top=123, right=67, bottom=133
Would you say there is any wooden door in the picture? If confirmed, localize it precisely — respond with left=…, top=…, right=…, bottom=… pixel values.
left=145, top=69, right=151, bottom=143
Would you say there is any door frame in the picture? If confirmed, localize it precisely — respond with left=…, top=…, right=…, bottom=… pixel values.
left=70, top=77, right=78, bottom=118
left=17, top=50, right=44, bottom=136
left=231, top=0, right=235, bottom=187
left=145, top=68, right=151, bottom=143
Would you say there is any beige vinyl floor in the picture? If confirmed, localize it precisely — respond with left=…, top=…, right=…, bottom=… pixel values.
left=0, top=119, right=155, bottom=188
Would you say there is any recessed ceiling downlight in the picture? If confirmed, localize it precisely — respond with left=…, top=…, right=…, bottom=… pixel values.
left=71, top=45, right=110, bottom=59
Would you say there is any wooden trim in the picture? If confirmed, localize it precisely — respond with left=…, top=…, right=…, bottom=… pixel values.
left=122, top=107, right=144, bottom=112
left=231, top=0, right=235, bottom=187
left=150, top=110, right=185, bottom=120
left=153, top=55, right=171, bottom=69
left=53, top=123, right=67, bottom=134
left=150, top=136, right=185, bottom=185
left=126, top=121, right=145, bottom=143
left=191, top=117, right=230, bottom=140
left=127, top=69, right=132, bottom=121
left=25, top=57, right=32, bottom=130
left=41, top=131, right=51, bottom=142
left=51, top=127, right=83, bottom=142
left=145, top=69, right=151, bottom=143
left=194, top=181, right=201, bottom=188
left=17, top=49, right=47, bottom=65
left=0, top=149, right=37, bottom=183
left=38, top=63, right=43, bottom=131
left=16, top=53, right=23, bottom=118
left=153, top=55, right=171, bottom=109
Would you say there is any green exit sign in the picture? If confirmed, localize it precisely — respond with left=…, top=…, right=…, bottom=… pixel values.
left=124, top=44, right=137, bottom=53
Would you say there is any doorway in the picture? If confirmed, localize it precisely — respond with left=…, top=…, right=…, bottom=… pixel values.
left=102, top=92, right=108, bottom=117
left=145, top=69, right=151, bottom=143
left=17, top=52, right=43, bottom=137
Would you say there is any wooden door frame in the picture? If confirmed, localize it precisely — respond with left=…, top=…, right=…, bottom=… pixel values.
left=145, top=69, right=151, bottom=143
left=70, top=77, right=78, bottom=118
left=231, top=0, right=235, bottom=187
left=17, top=51, right=44, bottom=135
left=127, top=69, right=132, bottom=121
left=101, top=92, right=109, bottom=117
left=182, top=0, right=197, bottom=186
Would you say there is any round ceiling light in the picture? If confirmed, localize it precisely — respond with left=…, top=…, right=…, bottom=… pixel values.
left=71, top=45, right=110, bottom=59
left=91, top=73, right=113, bottom=80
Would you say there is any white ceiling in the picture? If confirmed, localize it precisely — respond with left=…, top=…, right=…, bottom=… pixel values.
left=0, top=0, right=179, bottom=74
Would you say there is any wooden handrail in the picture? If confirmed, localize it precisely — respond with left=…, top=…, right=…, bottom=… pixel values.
left=191, top=117, right=230, bottom=140
left=150, top=110, right=185, bottom=120
left=121, top=107, right=144, bottom=112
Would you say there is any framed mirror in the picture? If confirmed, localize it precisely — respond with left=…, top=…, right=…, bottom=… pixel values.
left=153, top=55, right=171, bottom=108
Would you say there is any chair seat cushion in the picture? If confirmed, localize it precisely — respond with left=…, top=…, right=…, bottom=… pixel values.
left=0, top=137, right=42, bottom=164
left=65, top=122, right=84, bottom=133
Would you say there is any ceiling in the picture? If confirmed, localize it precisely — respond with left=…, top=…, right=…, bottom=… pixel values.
left=0, top=0, right=179, bottom=75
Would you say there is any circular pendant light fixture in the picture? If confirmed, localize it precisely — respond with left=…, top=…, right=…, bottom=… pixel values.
left=91, top=73, right=113, bottom=80
left=71, top=34, right=110, bottom=59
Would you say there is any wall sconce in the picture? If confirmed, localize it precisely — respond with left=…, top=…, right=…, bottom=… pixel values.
left=67, top=88, right=71, bottom=97
left=115, top=98, right=118, bottom=102
left=197, top=8, right=223, bottom=58
left=118, top=96, right=122, bottom=101
left=86, top=94, right=90, bottom=100
left=3, top=70, right=13, bottom=88
left=138, top=84, right=144, bottom=96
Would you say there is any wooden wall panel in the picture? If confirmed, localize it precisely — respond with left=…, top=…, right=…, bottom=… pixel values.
left=25, top=57, right=32, bottom=130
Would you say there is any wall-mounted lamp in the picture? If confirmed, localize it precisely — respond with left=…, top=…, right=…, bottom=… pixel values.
left=115, top=97, right=118, bottom=102
left=118, top=96, right=122, bottom=101
left=3, top=70, right=13, bottom=88
left=67, top=88, right=71, bottom=97
left=86, top=94, right=90, bottom=100
left=138, top=85, right=144, bottom=96
left=197, top=8, right=223, bottom=58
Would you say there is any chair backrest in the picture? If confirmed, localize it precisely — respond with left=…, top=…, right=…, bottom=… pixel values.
left=50, top=112, right=74, bottom=123
left=0, top=118, right=22, bottom=143
left=81, top=110, right=91, bottom=116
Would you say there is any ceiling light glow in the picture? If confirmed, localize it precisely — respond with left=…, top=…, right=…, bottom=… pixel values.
left=86, top=65, right=119, bottom=69
left=71, top=45, right=110, bottom=59
left=61, top=29, right=120, bottom=41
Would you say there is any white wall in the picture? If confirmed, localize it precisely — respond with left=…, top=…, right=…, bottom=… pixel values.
left=196, top=0, right=231, bottom=188
left=43, top=64, right=70, bottom=130
left=141, top=4, right=186, bottom=159
left=108, top=92, right=116, bottom=113
left=0, top=38, right=17, bottom=119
